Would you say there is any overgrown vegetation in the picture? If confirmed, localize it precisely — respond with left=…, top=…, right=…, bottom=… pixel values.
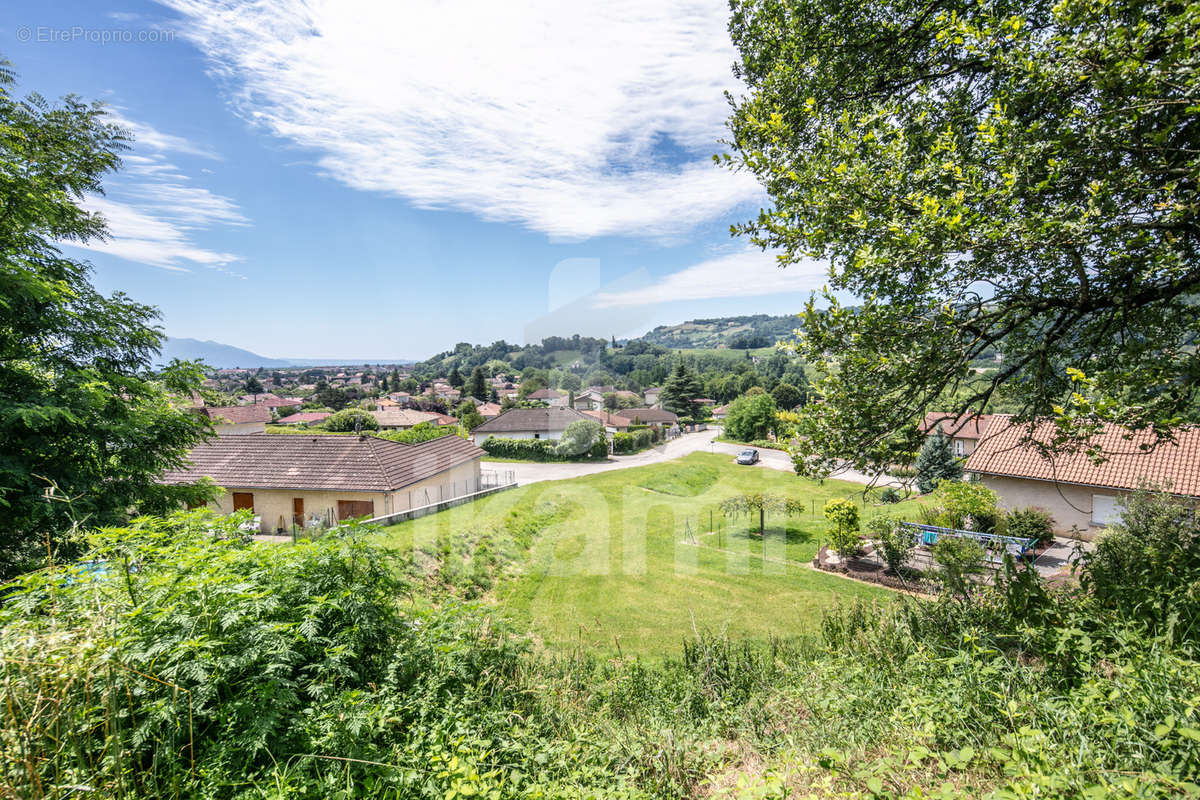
left=5, top=489, right=1199, bottom=798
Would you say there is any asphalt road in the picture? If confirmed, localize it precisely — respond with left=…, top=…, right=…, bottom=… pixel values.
left=482, top=428, right=895, bottom=487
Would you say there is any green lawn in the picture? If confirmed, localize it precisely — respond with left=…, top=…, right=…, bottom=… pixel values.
left=373, top=453, right=920, bottom=657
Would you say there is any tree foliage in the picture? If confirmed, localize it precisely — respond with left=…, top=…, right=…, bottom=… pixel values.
left=659, top=361, right=705, bottom=424
left=723, top=392, right=778, bottom=442
left=555, top=419, right=605, bottom=457
left=726, top=0, right=1200, bottom=475
left=822, top=497, right=861, bottom=557
left=323, top=408, right=379, bottom=432
left=915, top=429, right=962, bottom=494
left=0, top=64, right=213, bottom=577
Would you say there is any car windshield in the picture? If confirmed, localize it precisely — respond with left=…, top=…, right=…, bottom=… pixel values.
left=740, top=450, right=755, bottom=456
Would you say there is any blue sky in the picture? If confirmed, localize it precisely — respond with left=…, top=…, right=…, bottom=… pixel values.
left=4, top=0, right=832, bottom=360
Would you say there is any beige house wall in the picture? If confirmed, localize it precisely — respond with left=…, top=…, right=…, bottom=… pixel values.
left=472, top=429, right=569, bottom=447
left=977, top=475, right=1125, bottom=541
left=207, top=458, right=482, bottom=533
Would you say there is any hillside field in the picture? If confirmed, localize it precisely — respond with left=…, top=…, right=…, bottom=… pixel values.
left=374, top=453, right=922, bottom=656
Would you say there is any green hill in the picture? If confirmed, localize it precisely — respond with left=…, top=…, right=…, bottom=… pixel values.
left=636, top=313, right=799, bottom=349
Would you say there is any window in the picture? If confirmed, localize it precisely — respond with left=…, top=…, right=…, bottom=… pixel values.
left=1092, top=494, right=1122, bottom=526
left=232, top=492, right=254, bottom=511
left=953, top=439, right=965, bottom=457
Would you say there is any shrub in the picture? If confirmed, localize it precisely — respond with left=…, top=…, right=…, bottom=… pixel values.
left=612, top=427, right=655, bottom=454
left=376, top=420, right=462, bottom=444
left=934, top=479, right=1001, bottom=531
left=480, top=436, right=604, bottom=462
left=555, top=419, right=605, bottom=457
left=932, top=536, right=987, bottom=598
left=723, top=393, right=778, bottom=442
left=823, top=498, right=861, bottom=558
left=867, top=515, right=913, bottom=574
left=1005, top=506, right=1055, bottom=545
left=879, top=487, right=901, bottom=504
left=323, top=408, right=379, bottom=432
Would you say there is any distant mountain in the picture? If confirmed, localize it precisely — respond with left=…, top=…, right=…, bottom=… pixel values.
left=157, top=338, right=413, bottom=369
left=636, top=314, right=800, bottom=349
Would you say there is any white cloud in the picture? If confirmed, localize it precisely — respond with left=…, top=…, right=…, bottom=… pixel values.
left=157, top=0, right=764, bottom=239
left=593, top=247, right=829, bottom=307
left=65, top=113, right=248, bottom=274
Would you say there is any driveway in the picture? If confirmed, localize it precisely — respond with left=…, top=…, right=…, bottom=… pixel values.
left=482, top=428, right=897, bottom=487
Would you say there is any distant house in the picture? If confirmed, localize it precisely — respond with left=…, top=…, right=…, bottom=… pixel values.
left=371, top=408, right=443, bottom=430
left=642, top=387, right=662, bottom=407
left=162, top=433, right=485, bottom=534
left=582, top=409, right=634, bottom=434
left=619, top=408, right=678, bottom=429
left=712, top=403, right=731, bottom=421
left=477, top=402, right=504, bottom=419
left=240, top=393, right=303, bottom=410
left=275, top=411, right=332, bottom=426
left=920, top=412, right=993, bottom=458
left=200, top=405, right=271, bottom=435
left=471, top=407, right=592, bottom=446
left=966, top=415, right=1200, bottom=538
left=526, top=388, right=568, bottom=407
left=572, top=390, right=605, bottom=411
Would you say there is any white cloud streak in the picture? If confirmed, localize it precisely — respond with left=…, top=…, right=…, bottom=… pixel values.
left=593, top=247, right=829, bottom=308
left=67, top=114, right=248, bottom=274
left=157, top=0, right=764, bottom=239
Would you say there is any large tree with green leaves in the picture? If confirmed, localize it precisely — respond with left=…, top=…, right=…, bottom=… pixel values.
left=726, top=0, right=1200, bottom=476
left=659, top=360, right=705, bottom=424
left=0, top=62, right=214, bottom=576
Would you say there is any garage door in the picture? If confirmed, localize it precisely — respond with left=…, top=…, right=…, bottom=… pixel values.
left=1092, top=494, right=1122, bottom=526
left=337, top=500, right=375, bottom=521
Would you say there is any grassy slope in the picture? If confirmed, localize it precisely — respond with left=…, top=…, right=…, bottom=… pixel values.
left=375, top=453, right=922, bottom=657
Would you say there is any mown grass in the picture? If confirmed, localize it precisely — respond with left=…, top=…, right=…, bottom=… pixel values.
left=374, top=452, right=924, bottom=657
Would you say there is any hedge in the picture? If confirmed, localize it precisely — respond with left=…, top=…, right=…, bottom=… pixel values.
left=612, top=427, right=655, bottom=455
left=481, top=436, right=607, bottom=462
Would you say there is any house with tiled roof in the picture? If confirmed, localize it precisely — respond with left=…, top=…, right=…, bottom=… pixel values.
left=965, top=414, right=1200, bottom=537
left=199, top=405, right=272, bottom=435
left=162, top=433, right=485, bottom=533
left=371, top=408, right=443, bottom=430
left=470, top=407, right=591, bottom=446
left=526, top=388, right=568, bottom=407
left=619, top=408, right=678, bottom=428
left=920, top=412, right=994, bottom=458
left=582, top=409, right=634, bottom=434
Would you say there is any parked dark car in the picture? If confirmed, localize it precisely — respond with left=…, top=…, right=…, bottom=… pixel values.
left=736, top=448, right=759, bottom=465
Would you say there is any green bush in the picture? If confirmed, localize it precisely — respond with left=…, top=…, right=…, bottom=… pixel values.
left=480, top=436, right=605, bottom=462
left=376, top=420, right=461, bottom=444
left=934, top=480, right=1001, bottom=531
left=823, top=497, right=861, bottom=557
left=323, top=408, right=380, bottom=432
left=723, top=393, right=778, bottom=442
left=1005, top=506, right=1056, bottom=545
left=612, top=427, right=655, bottom=454
left=879, top=487, right=901, bottom=504
left=931, top=536, right=987, bottom=598
left=866, top=515, right=913, bottom=574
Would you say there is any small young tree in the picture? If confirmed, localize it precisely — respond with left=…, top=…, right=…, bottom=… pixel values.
left=720, top=492, right=802, bottom=537
left=243, top=375, right=264, bottom=395
left=915, top=428, right=962, bottom=494
left=866, top=515, right=914, bottom=575
left=823, top=498, right=861, bottom=558
left=932, top=537, right=987, bottom=600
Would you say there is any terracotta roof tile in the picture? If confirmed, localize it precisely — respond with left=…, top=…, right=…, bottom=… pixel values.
left=162, top=433, right=484, bottom=492
left=920, top=412, right=993, bottom=440
left=966, top=415, right=1200, bottom=496
left=202, top=405, right=272, bottom=424
left=472, top=407, right=590, bottom=433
